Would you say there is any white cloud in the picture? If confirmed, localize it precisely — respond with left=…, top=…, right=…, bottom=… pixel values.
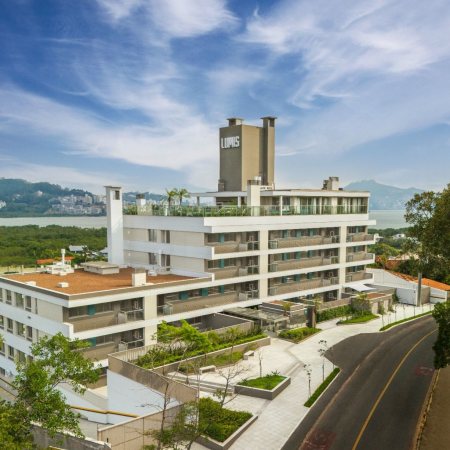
left=97, top=0, right=237, bottom=38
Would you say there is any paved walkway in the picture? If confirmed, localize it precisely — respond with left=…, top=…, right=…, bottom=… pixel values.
left=190, top=303, right=434, bottom=450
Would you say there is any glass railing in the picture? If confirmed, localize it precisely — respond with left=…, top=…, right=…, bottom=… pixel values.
left=132, top=204, right=369, bottom=217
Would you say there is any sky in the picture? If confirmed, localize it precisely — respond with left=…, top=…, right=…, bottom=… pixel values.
left=0, top=0, right=449, bottom=194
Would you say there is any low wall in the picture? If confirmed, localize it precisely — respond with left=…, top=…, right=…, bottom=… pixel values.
left=32, top=426, right=110, bottom=450
left=234, top=376, right=291, bottom=400
left=97, top=406, right=181, bottom=450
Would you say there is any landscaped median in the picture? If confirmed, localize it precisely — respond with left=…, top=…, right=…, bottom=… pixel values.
left=379, top=310, right=432, bottom=331
left=234, top=372, right=291, bottom=400
left=278, top=326, right=321, bottom=343
left=304, top=368, right=340, bottom=407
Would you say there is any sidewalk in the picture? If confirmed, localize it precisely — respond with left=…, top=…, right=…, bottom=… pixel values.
left=191, top=303, right=434, bottom=450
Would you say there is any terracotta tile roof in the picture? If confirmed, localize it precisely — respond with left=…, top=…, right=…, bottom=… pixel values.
left=3, top=268, right=194, bottom=295
left=390, top=271, right=450, bottom=291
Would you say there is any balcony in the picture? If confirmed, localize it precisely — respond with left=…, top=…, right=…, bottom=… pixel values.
left=346, top=252, right=374, bottom=263
left=346, top=233, right=374, bottom=243
left=71, top=313, right=117, bottom=333
left=158, top=291, right=242, bottom=316
left=268, top=256, right=338, bottom=273
left=209, top=265, right=259, bottom=280
left=134, top=204, right=368, bottom=218
left=118, top=309, right=144, bottom=323
left=345, top=272, right=373, bottom=282
left=269, top=235, right=339, bottom=249
left=268, top=277, right=339, bottom=296
left=81, top=342, right=118, bottom=361
left=207, top=241, right=260, bottom=254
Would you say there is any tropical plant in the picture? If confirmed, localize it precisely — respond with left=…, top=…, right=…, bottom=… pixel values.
left=176, top=188, right=190, bottom=206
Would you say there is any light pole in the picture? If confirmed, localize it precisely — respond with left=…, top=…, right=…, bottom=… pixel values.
left=304, top=363, right=312, bottom=398
left=318, top=340, right=328, bottom=382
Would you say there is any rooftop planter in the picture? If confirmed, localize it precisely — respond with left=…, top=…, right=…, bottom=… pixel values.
left=235, top=373, right=291, bottom=400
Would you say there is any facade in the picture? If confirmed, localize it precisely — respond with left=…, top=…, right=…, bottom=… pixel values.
left=0, top=116, right=375, bottom=387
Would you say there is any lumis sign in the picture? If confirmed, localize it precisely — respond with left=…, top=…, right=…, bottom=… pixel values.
left=220, top=136, right=240, bottom=149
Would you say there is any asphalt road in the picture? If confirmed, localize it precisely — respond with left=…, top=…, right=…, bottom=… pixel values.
left=282, top=316, right=437, bottom=450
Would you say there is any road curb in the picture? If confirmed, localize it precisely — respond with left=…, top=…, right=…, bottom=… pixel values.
left=413, top=368, right=440, bottom=449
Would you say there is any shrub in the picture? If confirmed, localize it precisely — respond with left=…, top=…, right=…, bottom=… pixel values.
left=278, top=327, right=321, bottom=343
left=316, top=305, right=352, bottom=322
left=199, top=398, right=252, bottom=442
left=338, top=313, right=378, bottom=324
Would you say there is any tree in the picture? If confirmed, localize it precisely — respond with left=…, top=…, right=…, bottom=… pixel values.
left=318, top=340, right=328, bottom=382
left=0, top=400, right=34, bottom=449
left=404, top=184, right=450, bottom=282
left=176, top=188, right=190, bottom=206
left=13, top=332, right=99, bottom=438
left=352, top=293, right=370, bottom=316
left=432, top=302, right=450, bottom=369
left=165, top=188, right=177, bottom=207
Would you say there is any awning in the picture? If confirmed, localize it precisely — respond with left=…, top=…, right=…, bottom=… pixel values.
left=344, top=282, right=374, bottom=292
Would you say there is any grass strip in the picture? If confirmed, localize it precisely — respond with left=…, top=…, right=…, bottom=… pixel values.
left=304, top=368, right=340, bottom=407
left=379, top=310, right=432, bottom=331
left=238, top=374, right=286, bottom=390
left=338, top=313, right=378, bottom=324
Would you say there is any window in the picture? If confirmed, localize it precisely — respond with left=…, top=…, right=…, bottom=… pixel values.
left=26, top=326, right=33, bottom=342
left=96, top=303, right=113, bottom=314
left=16, top=322, right=25, bottom=338
left=7, top=319, right=13, bottom=333
left=149, top=252, right=157, bottom=265
left=5, top=290, right=12, bottom=305
left=161, top=254, right=170, bottom=267
left=148, top=229, right=157, bottom=242
left=0, top=288, right=3, bottom=302
left=8, top=346, right=14, bottom=361
left=96, top=334, right=114, bottom=345
left=161, top=230, right=170, bottom=243
left=15, top=293, right=24, bottom=309
left=0, top=342, right=5, bottom=356
left=17, top=351, right=26, bottom=363
left=114, top=190, right=120, bottom=200
left=25, top=296, right=32, bottom=312
left=68, top=306, right=86, bottom=318
left=0, top=315, right=4, bottom=329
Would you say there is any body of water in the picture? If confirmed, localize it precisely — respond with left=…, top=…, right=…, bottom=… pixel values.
left=0, top=210, right=406, bottom=230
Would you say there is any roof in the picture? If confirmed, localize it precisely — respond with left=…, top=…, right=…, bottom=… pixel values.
left=36, top=257, right=74, bottom=265
left=2, top=268, right=194, bottom=295
left=390, top=271, right=450, bottom=291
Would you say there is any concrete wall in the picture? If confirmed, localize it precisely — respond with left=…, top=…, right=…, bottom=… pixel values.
left=124, top=228, right=148, bottom=241
left=171, top=231, right=205, bottom=246
left=170, top=255, right=205, bottom=273
left=37, top=298, right=63, bottom=322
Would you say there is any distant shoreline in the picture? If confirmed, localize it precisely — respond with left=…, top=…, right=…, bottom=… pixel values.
left=0, top=210, right=407, bottom=230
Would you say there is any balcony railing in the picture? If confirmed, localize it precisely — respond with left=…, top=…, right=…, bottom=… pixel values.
left=268, top=235, right=340, bottom=249
left=207, top=241, right=260, bottom=254
left=268, top=277, right=339, bottom=296
left=346, top=233, right=374, bottom=243
left=345, top=272, right=373, bottom=282
left=209, top=265, right=260, bottom=280
left=119, top=309, right=144, bottom=322
left=158, top=291, right=241, bottom=316
left=134, top=204, right=368, bottom=218
left=346, top=252, right=374, bottom=263
left=268, top=256, right=338, bottom=272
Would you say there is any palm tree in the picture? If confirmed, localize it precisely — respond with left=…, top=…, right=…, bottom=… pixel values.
left=165, top=188, right=177, bottom=207
left=177, top=188, right=190, bottom=206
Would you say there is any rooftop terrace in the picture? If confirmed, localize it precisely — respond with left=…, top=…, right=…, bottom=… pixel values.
left=2, top=268, right=194, bottom=295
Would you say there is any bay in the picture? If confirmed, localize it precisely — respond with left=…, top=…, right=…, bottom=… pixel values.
left=0, top=210, right=406, bottom=230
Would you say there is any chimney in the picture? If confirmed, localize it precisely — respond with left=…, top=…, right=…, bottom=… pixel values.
left=105, top=186, right=124, bottom=265
left=132, top=268, right=147, bottom=287
left=322, top=177, right=340, bottom=191
left=227, top=117, right=244, bottom=126
left=260, top=116, right=276, bottom=187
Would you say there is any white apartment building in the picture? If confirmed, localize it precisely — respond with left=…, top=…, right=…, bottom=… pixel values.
left=0, top=117, right=376, bottom=382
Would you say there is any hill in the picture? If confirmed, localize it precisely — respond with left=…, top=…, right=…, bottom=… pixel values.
left=345, top=180, right=424, bottom=210
left=0, top=179, right=92, bottom=217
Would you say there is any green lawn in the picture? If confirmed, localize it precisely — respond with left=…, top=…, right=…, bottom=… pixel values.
left=338, top=313, right=378, bottom=324
left=238, top=373, right=286, bottom=390
left=278, top=327, right=321, bottom=343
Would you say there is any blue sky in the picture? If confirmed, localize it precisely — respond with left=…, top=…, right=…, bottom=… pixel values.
left=0, top=0, right=449, bottom=194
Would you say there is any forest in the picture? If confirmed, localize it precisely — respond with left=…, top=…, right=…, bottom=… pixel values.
left=0, top=225, right=106, bottom=267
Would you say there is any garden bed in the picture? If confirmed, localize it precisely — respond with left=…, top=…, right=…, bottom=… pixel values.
left=304, top=368, right=340, bottom=407
left=196, top=398, right=256, bottom=450
left=278, top=327, right=321, bottom=343
left=179, top=351, right=244, bottom=374
left=235, top=374, right=291, bottom=400
left=380, top=311, right=432, bottom=331
left=338, top=313, right=378, bottom=324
